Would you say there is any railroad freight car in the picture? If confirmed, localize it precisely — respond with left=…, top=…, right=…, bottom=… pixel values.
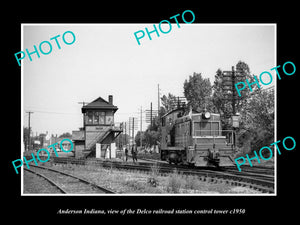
left=160, top=108, right=236, bottom=167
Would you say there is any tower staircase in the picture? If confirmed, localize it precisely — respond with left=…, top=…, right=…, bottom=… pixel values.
left=82, top=125, right=122, bottom=158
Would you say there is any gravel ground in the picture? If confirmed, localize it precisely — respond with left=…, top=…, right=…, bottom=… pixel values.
left=39, top=163, right=263, bottom=194
left=23, top=170, right=62, bottom=194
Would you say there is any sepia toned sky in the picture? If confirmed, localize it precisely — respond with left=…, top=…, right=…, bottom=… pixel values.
left=22, top=23, right=276, bottom=136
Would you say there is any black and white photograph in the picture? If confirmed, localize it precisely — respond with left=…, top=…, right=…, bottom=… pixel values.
left=5, top=4, right=298, bottom=221
left=21, top=23, right=276, bottom=196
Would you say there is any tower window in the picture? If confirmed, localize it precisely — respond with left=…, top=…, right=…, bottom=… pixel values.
left=87, top=111, right=93, bottom=124
left=94, top=112, right=99, bottom=124
left=99, top=112, right=105, bottom=124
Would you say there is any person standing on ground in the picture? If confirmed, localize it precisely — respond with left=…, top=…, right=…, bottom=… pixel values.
left=125, top=147, right=128, bottom=161
left=134, top=145, right=138, bottom=162
left=131, top=145, right=138, bottom=163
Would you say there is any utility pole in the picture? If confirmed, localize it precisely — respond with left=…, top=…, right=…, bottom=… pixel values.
left=157, top=84, right=160, bottom=115
left=26, top=111, right=34, bottom=151
left=232, top=66, right=236, bottom=115
left=140, top=106, right=143, bottom=149
left=132, top=117, right=135, bottom=147
left=222, top=66, right=244, bottom=148
left=78, top=101, right=88, bottom=106
left=128, top=119, right=131, bottom=147
left=150, top=102, right=153, bottom=128
left=78, top=101, right=89, bottom=128
left=124, top=122, right=127, bottom=147
left=231, top=66, right=237, bottom=148
left=222, top=66, right=243, bottom=115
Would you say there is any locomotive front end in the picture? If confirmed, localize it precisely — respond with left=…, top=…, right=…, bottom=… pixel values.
left=160, top=108, right=236, bottom=167
left=187, top=112, right=235, bottom=167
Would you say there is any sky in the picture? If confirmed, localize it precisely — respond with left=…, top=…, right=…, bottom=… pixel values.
left=22, top=23, right=276, bottom=136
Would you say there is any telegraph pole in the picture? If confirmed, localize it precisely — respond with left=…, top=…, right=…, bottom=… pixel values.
left=128, top=119, right=131, bottom=147
left=132, top=117, right=135, bottom=147
left=232, top=66, right=236, bottom=115
left=26, top=111, right=34, bottom=151
left=78, top=101, right=88, bottom=106
left=157, top=84, right=160, bottom=115
left=78, top=101, right=89, bottom=127
left=222, top=66, right=243, bottom=115
left=140, top=107, right=143, bottom=149
left=150, top=102, right=153, bottom=127
left=124, top=122, right=127, bottom=146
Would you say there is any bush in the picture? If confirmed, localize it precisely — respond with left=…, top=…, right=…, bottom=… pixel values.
left=184, top=175, right=201, bottom=190
left=166, top=169, right=182, bottom=193
left=147, top=163, right=160, bottom=187
left=147, top=177, right=159, bottom=187
left=150, top=163, right=160, bottom=176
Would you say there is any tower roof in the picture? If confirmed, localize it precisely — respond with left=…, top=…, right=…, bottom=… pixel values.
left=81, top=96, right=118, bottom=113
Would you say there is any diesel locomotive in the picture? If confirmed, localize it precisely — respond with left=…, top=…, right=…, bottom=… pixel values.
left=160, top=108, right=236, bottom=167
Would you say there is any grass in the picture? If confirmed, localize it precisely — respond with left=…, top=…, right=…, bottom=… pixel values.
left=42, top=162, right=263, bottom=194
left=147, top=163, right=160, bottom=187
left=234, top=153, right=275, bottom=168
left=165, top=169, right=208, bottom=193
left=166, top=169, right=181, bottom=193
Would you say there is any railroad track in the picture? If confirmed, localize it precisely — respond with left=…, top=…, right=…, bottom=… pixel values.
left=127, top=164, right=274, bottom=193
left=51, top=157, right=274, bottom=193
left=138, top=157, right=275, bottom=180
left=138, top=157, right=275, bottom=191
left=222, top=168, right=274, bottom=182
left=222, top=165, right=275, bottom=175
left=116, top=157, right=275, bottom=191
left=24, top=164, right=115, bottom=194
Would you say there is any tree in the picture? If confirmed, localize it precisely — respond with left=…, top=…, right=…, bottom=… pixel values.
left=59, top=132, right=72, bottom=138
left=160, top=93, right=177, bottom=112
left=135, top=131, right=146, bottom=147
left=115, top=133, right=131, bottom=148
left=212, top=61, right=261, bottom=129
left=211, top=61, right=274, bottom=154
left=183, top=72, right=214, bottom=112
left=234, top=62, right=274, bottom=153
left=144, top=129, right=160, bottom=148
left=238, top=88, right=274, bottom=152
left=135, top=129, right=160, bottom=149
left=136, top=115, right=161, bottom=149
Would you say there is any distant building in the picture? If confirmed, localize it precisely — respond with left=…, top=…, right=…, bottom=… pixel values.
left=49, top=136, right=73, bottom=152
left=72, top=95, right=122, bottom=159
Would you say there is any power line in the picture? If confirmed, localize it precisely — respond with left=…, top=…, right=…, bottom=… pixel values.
left=78, top=101, right=89, bottom=106
left=24, top=108, right=143, bottom=116
left=24, top=109, right=79, bottom=115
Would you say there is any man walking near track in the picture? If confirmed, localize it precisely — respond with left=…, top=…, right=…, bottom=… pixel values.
left=125, top=147, right=128, bottom=161
left=131, top=145, right=138, bottom=163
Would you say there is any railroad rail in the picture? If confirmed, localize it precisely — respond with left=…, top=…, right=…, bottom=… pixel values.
left=24, top=164, right=115, bottom=194
left=24, top=168, right=66, bottom=193
left=51, top=157, right=274, bottom=193
left=221, top=168, right=274, bottom=182
left=222, top=165, right=274, bottom=175
left=139, top=157, right=275, bottom=188
left=130, top=156, right=275, bottom=188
